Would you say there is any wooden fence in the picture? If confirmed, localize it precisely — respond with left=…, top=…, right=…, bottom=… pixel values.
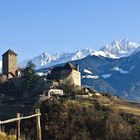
left=0, top=108, right=42, bottom=140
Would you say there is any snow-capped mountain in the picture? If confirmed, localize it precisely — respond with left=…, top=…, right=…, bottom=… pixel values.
left=19, top=39, right=140, bottom=69
left=19, top=48, right=95, bottom=69
left=100, top=39, right=140, bottom=58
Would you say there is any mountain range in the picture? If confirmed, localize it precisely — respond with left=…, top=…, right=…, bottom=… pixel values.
left=19, top=39, right=139, bottom=69
left=1, top=39, right=140, bottom=100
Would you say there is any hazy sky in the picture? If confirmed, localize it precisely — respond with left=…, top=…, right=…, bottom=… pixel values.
left=0, top=0, right=140, bottom=61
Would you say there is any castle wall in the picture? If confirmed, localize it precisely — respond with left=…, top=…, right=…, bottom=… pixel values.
left=60, top=69, right=81, bottom=86
left=69, top=69, right=81, bottom=86
left=8, top=54, right=17, bottom=77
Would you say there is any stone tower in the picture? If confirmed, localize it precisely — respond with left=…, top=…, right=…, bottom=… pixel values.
left=2, top=49, right=18, bottom=79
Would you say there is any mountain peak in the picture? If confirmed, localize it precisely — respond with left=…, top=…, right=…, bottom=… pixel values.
left=100, top=39, right=140, bottom=58
left=119, top=38, right=129, bottom=42
left=72, top=48, right=95, bottom=60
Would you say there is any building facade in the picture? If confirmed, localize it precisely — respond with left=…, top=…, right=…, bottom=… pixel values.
left=47, top=63, right=81, bottom=86
left=2, top=49, right=18, bottom=79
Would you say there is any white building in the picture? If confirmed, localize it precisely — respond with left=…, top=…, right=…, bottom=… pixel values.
left=39, top=88, right=64, bottom=101
left=48, top=89, right=64, bottom=96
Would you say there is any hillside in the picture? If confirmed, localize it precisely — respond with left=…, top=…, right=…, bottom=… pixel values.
left=1, top=79, right=140, bottom=140
left=1, top=94, right=140, bottom=140
left=38, top=93, right=140, bottom=140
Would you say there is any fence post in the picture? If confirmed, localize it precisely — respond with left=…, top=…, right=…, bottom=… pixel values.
left=16, top=113, right=21, bottom=140
left=35, top=108, right=42, bottom=140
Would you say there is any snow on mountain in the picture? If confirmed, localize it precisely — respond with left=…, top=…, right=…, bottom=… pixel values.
left=102, top=74, right=112, bottom=79
left=100, top=39, right=140, bottom=58
left=19, top=39, right=140, bottom=69
left=84, top=69, right=93, bottom=74
left=19, top=48, right=95, bottom=69
left=82, top=75, right=99, bottom=79
left=71, top=48, right=95, bottom=60
left=112, top=67, right=129, bottom=74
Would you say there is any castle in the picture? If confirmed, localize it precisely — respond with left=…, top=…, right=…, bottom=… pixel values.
left=1, top=49, right=81, bottom=86
left=2, top=49, right=19, bottom=79
left=47, top=62, right=81, bottom=86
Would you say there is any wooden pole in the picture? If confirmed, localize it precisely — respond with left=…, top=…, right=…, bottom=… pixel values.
left=35, top=109, right=42, bottom=140
left=16, top=113, right=21, bottom=140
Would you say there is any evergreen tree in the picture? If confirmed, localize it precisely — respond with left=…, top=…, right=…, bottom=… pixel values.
left=22, top=62, right=38, bottom=90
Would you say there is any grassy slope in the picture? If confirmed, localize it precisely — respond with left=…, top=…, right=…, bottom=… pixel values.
left=39, top=95, right=140, bottom=140
left=98, top=96, right=140, bottom=116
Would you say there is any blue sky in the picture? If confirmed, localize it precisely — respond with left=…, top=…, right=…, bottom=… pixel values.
left=0, top=0, right=140, bottom=61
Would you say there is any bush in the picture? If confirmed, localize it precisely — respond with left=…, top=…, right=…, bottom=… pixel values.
left=0, top=131, right=21, bottom=140
left=0, top=131, right=7, bottom=140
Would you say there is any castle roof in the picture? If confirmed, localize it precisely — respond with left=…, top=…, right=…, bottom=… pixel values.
left=2, top=49, right=17, bottom=56
left=65, top=62, right=77, bottom=70
left=52, top=63, right=77, bottom=71
left=47, top=62, right=78, bottom=80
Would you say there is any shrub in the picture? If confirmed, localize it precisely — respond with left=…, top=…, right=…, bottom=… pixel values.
left=0, top=131, right=6, bottom=140
left=0, top=131, right=20, bottom=140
